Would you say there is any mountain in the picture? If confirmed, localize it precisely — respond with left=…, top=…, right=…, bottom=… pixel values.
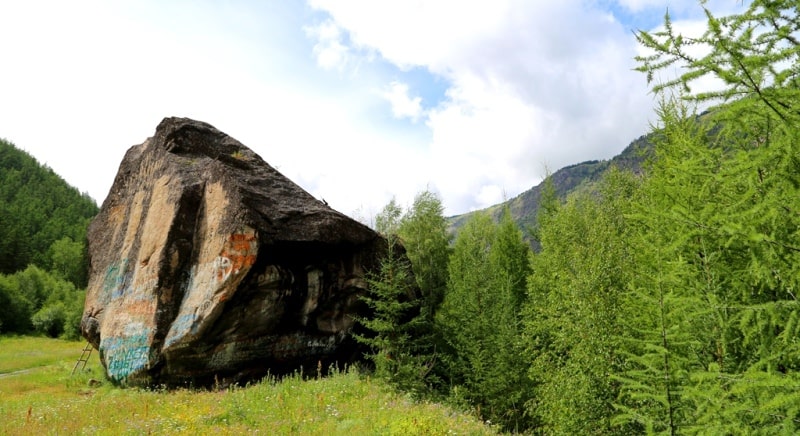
left=448, top=133, right=653, bottom=238
left=0, top=138, right=99, bottom=284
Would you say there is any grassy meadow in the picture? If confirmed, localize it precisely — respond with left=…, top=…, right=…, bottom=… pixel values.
left=0, top=336, right=497, bottom=435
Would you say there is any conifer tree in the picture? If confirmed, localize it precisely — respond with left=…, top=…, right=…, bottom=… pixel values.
left=626, top=5, right=800, bottom=423
left=437, top=212, right=496, bottom=389
left=356, top=200, right=433, bottom=394
left=437, top=211, right=532, bottom=431
left=636, top=0, right=800, bottom=123
left=611, top=89, right=800, bottom=432
left=356, top=234, right=432, bottom=394
left=0, top=139, right=97, bottom=283
left=525, top=169, right=637, bottom=434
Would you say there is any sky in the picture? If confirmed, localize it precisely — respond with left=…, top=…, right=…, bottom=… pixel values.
left=0, top=0, right=746, bottom=221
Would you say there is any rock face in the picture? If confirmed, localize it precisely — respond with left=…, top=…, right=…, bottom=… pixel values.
left=81, top=117, right=386, bottom=387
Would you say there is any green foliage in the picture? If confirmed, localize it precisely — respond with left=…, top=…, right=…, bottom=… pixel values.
left=374, top=197, right=403, bottom=236
left=359, top=194, right=452, bottom=395
left=613, top=248, right=704, bottom=434
left=365, top=191, right=450, bottom=397
left=47, top=237, right=87, bottom=287
left=609, top=98, right=710, bottom=435
left=31, top=303, right=68, bottom=338
left=611, top=91, right=800, bottom=432
left=0, top=138, right=97, bottom=286
left=437, top=210, right=532, bottom=431
left=356, top=235, right=434, bottom=395
left=681, top=368, right=800, bottom=434
left=513, top=4, right=800, bottom=431
left=636, top=0, right=800, bottom=121
left=397, top=190, right=451, bottom=320
left=0, top=266, right=84, bottom=338
left=491, top=208, right=531, bottom=309
left=0, top=138, right=95, bottom=338
left=438, top=212, right=496, bottom=386
left=524, top=169, right=638, bottom=435
left=620, top=2, right=800, bottom=425
left=0, top=273, right=34, bottom=333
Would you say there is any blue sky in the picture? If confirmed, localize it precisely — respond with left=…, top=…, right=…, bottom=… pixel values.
left=0, top=0, right=745, bottom=220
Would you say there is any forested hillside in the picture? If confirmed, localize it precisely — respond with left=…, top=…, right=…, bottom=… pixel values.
left=362, top=2, right=800, bottom=433
left=0, top=139, right=98, bottom=283
left=448, top=129, right=652, bottom=239
left=0, top=139, right=98, bottom=338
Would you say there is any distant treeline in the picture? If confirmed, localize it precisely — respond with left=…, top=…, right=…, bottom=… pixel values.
left=0, top=139, right=98, bottom=338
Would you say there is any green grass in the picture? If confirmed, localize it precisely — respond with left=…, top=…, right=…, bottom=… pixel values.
left=0, top=336, right=84, bottom=374
left=0, top=336, right=497, bottom=435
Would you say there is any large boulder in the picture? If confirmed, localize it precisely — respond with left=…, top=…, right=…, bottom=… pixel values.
left=81, top=117, right=386, bottom=387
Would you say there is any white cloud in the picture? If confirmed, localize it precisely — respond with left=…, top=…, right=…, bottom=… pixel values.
left=425, top=74, right=549, bottom=210
left=0, top=2, right=344, bottom=204
left=308, top=0, right=656, bottom=214
left=307, top=0, right=508, bottom=74
left=616, top=0, right=682, bottom=13
left=382, top=81, right=423, bottom=121
left=306, top=19, right=351, bottom=71
left=476, top=184, right=505, bottom=209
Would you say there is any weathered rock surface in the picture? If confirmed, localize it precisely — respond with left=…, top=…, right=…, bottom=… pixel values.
left=81, top=117, right=386, bottom=387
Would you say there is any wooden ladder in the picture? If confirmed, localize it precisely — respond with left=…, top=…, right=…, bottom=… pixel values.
left=71, top=342, right=94, bottom=375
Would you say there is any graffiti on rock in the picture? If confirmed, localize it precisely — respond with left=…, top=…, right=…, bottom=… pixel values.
left=164, top=230, right=258, bottom=348
left=213, top=256, right=233, bottom=282
left=165, top=313, right=199, bottom=347
left=100, top=325, right=153, bottom=382
left=103, top=259, right=160, bottom=304
left=218, top=231, right=257, bottom=282
left=104, top=259, right=131, bottom=301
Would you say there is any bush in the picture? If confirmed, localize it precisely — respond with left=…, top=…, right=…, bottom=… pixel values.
left=32, top=302, right=67, bottom=338
left=0, top=273, right=33, bottom=333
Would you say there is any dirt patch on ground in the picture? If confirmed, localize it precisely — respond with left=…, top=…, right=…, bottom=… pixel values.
left=0, top=368, right=35, bottom=378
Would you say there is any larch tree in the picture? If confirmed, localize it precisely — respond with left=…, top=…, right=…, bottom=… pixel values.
left=525, top=169, right=638, bottom=435
left=624, top=1, right=800, bottom=430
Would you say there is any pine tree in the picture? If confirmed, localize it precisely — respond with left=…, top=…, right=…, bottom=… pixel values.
left=357, top=198, right=438, bottom=395
left=355, top=234, right=432, bottom=395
